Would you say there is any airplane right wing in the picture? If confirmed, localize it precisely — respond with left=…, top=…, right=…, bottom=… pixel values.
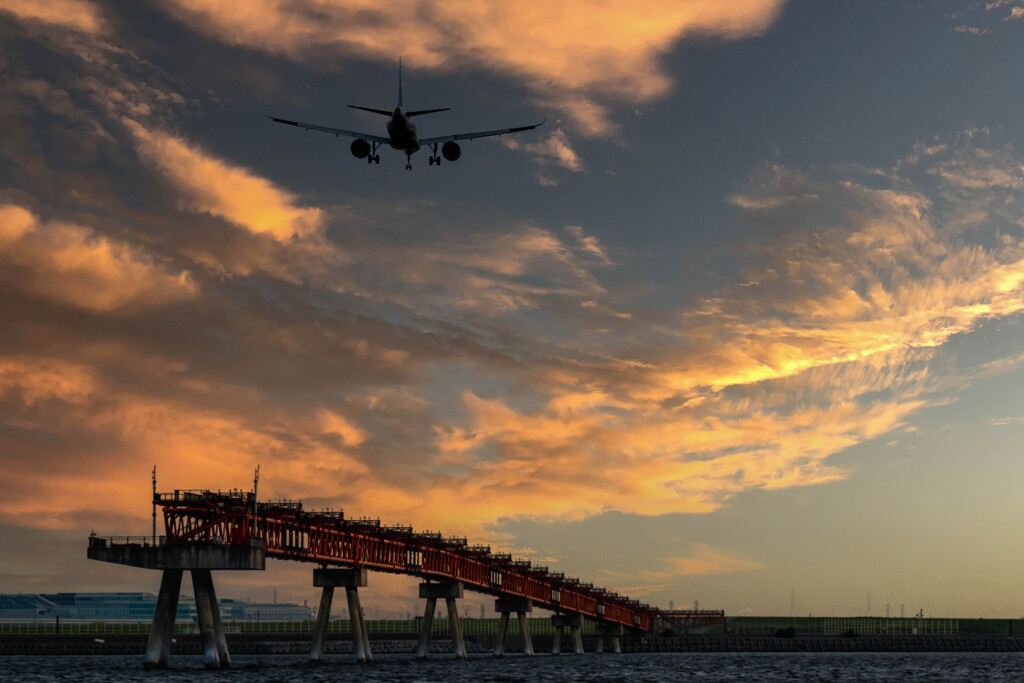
left=266, top=116, right=389, bottom=144
left=419, top=119, right=545, bottom=145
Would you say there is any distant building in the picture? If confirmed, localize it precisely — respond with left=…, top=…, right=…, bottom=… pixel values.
left=0, top=594, right=55, bottom=619
left=39, top=593, right=194, bottom=621
left=243, top=602, right=312, bottom=622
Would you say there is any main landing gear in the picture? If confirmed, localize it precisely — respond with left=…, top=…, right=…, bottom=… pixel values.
left=367, top=141, right=381, bottom=164
left=406, top=153, right=413, bottom=170
left=427, top=143, right=441, bottom=167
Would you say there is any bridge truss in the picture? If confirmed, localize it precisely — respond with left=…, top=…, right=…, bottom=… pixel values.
left=158, top=489, right=659, bottom=631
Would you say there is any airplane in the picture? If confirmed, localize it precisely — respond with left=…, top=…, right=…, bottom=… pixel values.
left=267, top=59, right=544, bottom=170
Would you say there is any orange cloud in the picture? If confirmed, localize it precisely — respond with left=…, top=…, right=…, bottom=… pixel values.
left=0, top=363, right=371, bottom=528
left=0, top=357, right=96, bottom=407
left=318, top=409, right=368, bottom=447
left=125, top=120, right=325, bottom=241
left=0, top=0, right=103, bottom=34
left=158, top=0, right=787, bottom=136
left=0, top=204, right=197, bottom=312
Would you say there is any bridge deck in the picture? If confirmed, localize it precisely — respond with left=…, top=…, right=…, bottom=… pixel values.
left=143, top=489, right=658, bottom=631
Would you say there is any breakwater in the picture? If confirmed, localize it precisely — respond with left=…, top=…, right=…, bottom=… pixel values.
left=5, top=633, right=1024, bottom=655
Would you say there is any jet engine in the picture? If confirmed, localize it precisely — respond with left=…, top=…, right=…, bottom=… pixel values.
left=351, top=139, right=371, bottom=159
left=442, top=141, right=461, bottom=162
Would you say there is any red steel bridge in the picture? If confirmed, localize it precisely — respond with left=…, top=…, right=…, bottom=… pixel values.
left=162, top=488, right=655, bottom=629
left=88, top=488, right=725, bottom=668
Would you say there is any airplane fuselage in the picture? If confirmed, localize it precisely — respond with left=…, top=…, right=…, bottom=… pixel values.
left=386, top=108, right=420, bottom=154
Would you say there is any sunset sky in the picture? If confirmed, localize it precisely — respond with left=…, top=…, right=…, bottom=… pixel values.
left=4, top=0, right=1024, bottom=619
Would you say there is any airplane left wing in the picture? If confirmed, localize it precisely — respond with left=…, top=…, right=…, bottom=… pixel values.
left=266, top=116, right=390, bottom=144
left=419, top=119, right=545, bottom=145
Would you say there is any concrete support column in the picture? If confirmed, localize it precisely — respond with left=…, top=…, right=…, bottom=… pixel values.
left=446, top=597, right=467, bottom=659
left=596, top=624, right=624, bottom=654
left=346, top=586, right=372, bottom=662
left=144, top=569, right=182, bottom=669
left=419, top=582, right=464, bottom=659
left=517, top=612, right=534, bottom=656
left=206, top=575, right=230, bottom=667
left=552, top=614, right=584, bottom=655
left=494, top=612, right=509, bottom=656
left=309, top=585, right=334, bottom=662
left=191, top=569, right=223, bottom=669
left=313, top=568, right=370, bottom=663
left=495, top=597, right=533, bottom=656
left=416, top=597, right=437, bottom=659
left=572, top=624, right=584, bottom=655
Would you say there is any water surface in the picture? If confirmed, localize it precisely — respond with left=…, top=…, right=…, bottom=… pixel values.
left=3, top=652, right=1023, bottom=681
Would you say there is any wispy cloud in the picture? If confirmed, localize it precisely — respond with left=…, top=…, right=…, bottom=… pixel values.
left=598, top=545, right=765, bottom=595
left=502, top=129, right=584, bottom=174
left=989, top=417, right=1024, bottom=426
left=155, top=0, right=787, bottom=137
left=125, top=120, right=325, bottom=241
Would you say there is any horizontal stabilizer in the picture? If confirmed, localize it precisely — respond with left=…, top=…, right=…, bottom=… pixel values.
left=348, top=105, right=392, bottom=116
left=407, top=108, right=451, bottom=117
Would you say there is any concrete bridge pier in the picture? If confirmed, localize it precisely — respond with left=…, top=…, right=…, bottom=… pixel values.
left=310, top=568, right=370, bottom=663
left=494, top=597, right=533, bottom=656
left=192, top=569, right=230, bottom=668
left=595, top=624, right=623, bottom=654
left=551, top=614, right=584, bottom=654
left=417, top=582, right=466, bottom=659
left=87, top=536, right=266, bottom=669
left=144, top=569, right=182, bottom=669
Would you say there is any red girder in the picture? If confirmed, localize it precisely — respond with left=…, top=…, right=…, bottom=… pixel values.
left=155, top=491, right=657, bottom=631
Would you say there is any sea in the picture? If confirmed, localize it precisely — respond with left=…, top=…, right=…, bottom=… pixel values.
left=2, top=653, right=1023, bottom=681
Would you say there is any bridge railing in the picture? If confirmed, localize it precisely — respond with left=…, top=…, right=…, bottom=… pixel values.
left=88, top=536, right=168, bottom=548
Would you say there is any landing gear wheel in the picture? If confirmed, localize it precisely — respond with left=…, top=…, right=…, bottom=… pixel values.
left=374, top=155, right=380, bottom=164
left=433, top=155, right=441, bottom=166
left=428, top=157, right=434, bottom=166
left=406, top=163, right=412, bottom=170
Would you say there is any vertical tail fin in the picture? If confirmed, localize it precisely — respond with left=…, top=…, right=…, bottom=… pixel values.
left=398, top=56, right=403, bottom=108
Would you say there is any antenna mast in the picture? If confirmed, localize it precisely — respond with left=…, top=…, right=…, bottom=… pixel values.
left=151, top=465, right=157, bottom=546
left=253, top=465, right=260, bottom=540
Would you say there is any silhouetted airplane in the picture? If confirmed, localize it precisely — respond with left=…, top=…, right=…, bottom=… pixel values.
left=268, top=59, right=544, bottom=170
